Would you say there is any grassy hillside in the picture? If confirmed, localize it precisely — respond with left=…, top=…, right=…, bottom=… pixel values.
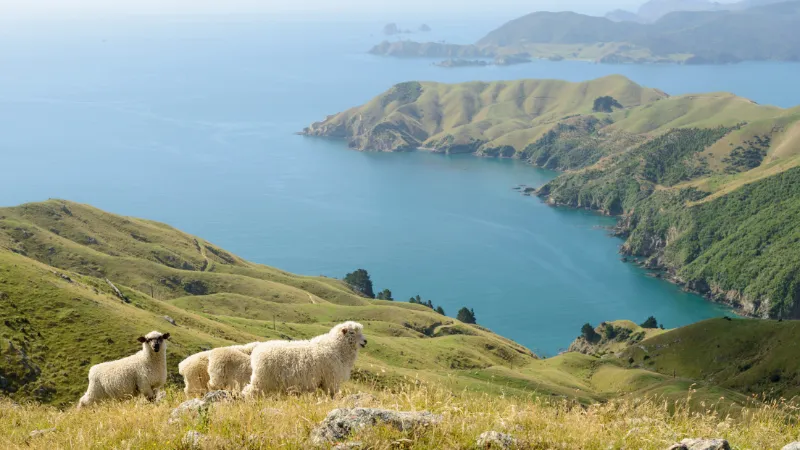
left=370, top=2, right=800, bottom=64
left=5, top=202, right=800, bottom=447
left=3, top=199, right=753, bottom=410
left=622, top=317, right=800, bottom=399
left=5, top=382, right=800, bottom=450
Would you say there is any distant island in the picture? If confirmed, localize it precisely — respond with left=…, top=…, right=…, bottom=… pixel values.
left=383, top=23, right=433, bottom=36
left=607, top=0, right=791, bottom=23
left=301, top=75, right=800, bottom=318
left=434, top=53, right=530, bottom=68
left=370, top=1, right=800, bottom=64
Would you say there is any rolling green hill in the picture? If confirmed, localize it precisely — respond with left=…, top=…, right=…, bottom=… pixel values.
left=2, top=198, right=749, bottom=409
left=4, top=202, right=800, bottom=447
left=301, top=76, right=800, bottom=318
left=370, top=2, right=800, bottom=64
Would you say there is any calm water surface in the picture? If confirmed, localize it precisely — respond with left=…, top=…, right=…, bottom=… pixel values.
left=2, top=16, right=795, bottom=353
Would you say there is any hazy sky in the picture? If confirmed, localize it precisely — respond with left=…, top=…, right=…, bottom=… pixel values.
left=0, top=0, right=650, bottom=17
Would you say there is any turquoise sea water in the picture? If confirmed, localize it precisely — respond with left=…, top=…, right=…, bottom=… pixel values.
left=2, top=16, right=797, bottom=354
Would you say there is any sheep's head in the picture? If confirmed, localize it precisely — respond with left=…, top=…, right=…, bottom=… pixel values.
left=332, top=321, right=367, bottom=349
left=138, top=331, right=170, bottom=353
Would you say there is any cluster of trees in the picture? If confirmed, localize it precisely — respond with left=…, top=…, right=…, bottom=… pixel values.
left=408, top=295, right=446, bottom=316
left=344, top=269, right=478, bottom=323
left=592, top=96, right=623, bottom=113
left=581, top=316, right=662, bottom=342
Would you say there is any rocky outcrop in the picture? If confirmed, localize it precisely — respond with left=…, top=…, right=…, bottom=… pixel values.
left=668, top=438, right=730, bottom=450
left=310, top=408, right=441, bottom=444
left=169, top=390, right=232, bottom=424
left=476, top=431, right=517, bottom=448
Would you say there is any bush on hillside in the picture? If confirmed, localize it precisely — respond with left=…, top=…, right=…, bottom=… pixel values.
left=344, top=269, right=375, bottom=298
left=581, top=323, right=600, bottom=342
left=640, top=316, right=659, bottom=329
left=592, top=96, right=622, bottom=113
left=376, top=289, right=394, bottom=301
left=457, top=307, right=477, bottom=324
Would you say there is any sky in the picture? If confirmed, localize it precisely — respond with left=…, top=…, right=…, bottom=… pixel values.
left=0, top=0, right=650, bottom=18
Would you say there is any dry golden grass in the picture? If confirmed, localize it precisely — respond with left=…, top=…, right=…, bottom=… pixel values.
left=3, top=382, right=800, bottom=449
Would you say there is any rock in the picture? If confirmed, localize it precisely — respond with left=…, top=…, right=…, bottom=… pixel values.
left=154, top=390, right=167, bottom=404
left=182, top=431, right=206, bottom=449
left=29, top=428, right=56, bottom=439
left=310, top=408, right=441, bottom=444
left=203, top=390, right=232, bottom=404
left=669, top=438, right=731, bottom=450
left=169, top=399, right=208, bottom=424
left=164, top=316, right=176, bottom=326
left=782, top=444, right=800, bottom=450
left=476, top=431, right=516, bottom=449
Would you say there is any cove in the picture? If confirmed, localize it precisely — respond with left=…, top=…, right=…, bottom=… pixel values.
left=0, top=16, right=781, bottom=354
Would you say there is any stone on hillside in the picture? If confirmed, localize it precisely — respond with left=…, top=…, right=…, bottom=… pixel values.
left=310, top=407, right=441, bottom=444
left=154, top=390, right=167, bottom=404
left=164, top=316, right=176, bottom=326
left=477, top=431, right=517, bottom=449
left=203, top=390, right=232, bottom=404
left=782, top=443, right=800, bottom=450
left=29, top=428, right=56, bottom=439
left=182, top=430, right=206, bottom=449
left=169, top=399, right=208, bottom=424
left=669, top=438, right=731, bottom=450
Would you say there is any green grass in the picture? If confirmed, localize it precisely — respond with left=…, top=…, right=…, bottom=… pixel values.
left=622, top=317, right=800, bottom=399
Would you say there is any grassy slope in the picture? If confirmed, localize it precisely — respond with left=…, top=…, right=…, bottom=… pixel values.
left=623, top=317, right=800, bottom=399
left=4, top=381, right=798, bottom=450
left=5, top=198, right=740, bottom=410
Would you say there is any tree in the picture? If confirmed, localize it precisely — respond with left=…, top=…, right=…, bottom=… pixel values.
left=603, top=323, right=618, bottom=340
left=376, top=289, right=393, bottom=301
left=457, top=307, right=477, bottom=324
left=593, top=96, right=623, bottom=113
left=343, top=269, right=374, bottom=299
left=435, top=306, right=446, bottom=316
left=640, top=316, right=659, bottom=329
left=581, top=323, right=599, bottom=342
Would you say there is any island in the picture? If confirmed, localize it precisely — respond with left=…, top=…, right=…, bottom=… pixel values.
left=434, top=58, right=490, bottom=68
left=369, top=1, right=800, bottom=64
left=300, top=75, right=800, bottom=318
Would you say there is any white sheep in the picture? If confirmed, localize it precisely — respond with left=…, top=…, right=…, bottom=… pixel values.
left=178, top=342, right=259, bottom=396
left=207, top=342, right=259, bottom=392
left=178, top=350, right=211, bottom=396
left=77, top=331, right=170, bottom=408
left=242, top=322, right=366, bottom=398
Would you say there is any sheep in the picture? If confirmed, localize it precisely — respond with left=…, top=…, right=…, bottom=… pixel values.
left=178, top=342, right=259, bottom=396
left=242, top=321, right=367, bottom=398
left=77, top=331, right=170, bottom=408
left=178, top=350, right=211, bottom=396
left=207, top=342, right=260, bottom=392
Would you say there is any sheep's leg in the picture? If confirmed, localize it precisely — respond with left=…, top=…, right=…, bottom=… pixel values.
left=78, top=378, right=100, bottom=409
left=137, top=377, right=156, bottom=401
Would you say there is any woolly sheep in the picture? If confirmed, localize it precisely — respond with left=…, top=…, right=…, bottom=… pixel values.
left=178, top=350, right=211, bottom=396
left=242, top=322, right=366, bottom=398
left=207, top=342, right=260, bottom=392
left=77, top=331, right=170, bottom=408
left=179, top=342, right=259, bottom=396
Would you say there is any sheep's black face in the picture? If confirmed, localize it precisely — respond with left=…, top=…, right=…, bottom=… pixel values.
left=138, top=333, right=170, bottom=353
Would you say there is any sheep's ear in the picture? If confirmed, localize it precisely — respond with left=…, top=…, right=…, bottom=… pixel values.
left=162, top=333, right=171, bottom=340
left=137, top=337, right=147, bottom=343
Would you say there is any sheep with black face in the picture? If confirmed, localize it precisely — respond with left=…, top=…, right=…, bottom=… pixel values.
left=77, top=331, right=170, bottom=408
